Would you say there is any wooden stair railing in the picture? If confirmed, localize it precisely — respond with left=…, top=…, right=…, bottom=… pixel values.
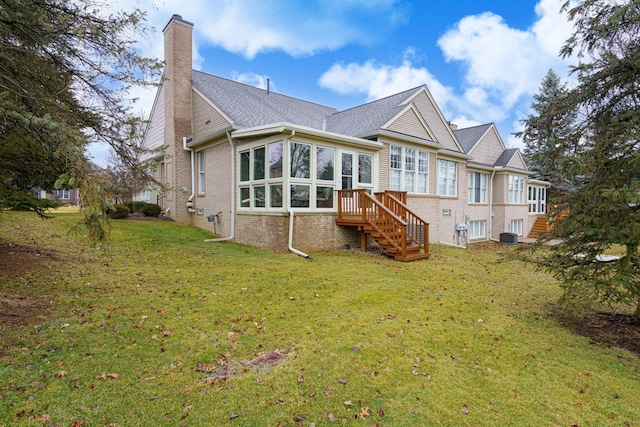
left=375, top=192, right=429, bottom=257
left=336, top=189, right=429, bottom=261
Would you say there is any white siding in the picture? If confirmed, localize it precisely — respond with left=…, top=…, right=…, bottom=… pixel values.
left=141, top=85, right=165, bottom=161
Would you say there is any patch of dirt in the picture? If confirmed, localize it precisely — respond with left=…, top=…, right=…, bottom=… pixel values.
left=199, top=348, right=295, bottom=383
left=0, top=241, right=53, bottom=328
left=567, top=311, right=640, bottom=356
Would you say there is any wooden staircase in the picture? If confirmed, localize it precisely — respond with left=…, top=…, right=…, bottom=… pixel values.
left=527, top=206, right=569, bottom=238
left=336, top=189, right=430, bottom=261
left=528, top=215, right=549, bottom=238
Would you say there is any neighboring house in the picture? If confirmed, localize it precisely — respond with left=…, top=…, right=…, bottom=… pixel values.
left=34, top=188, right=81, bottom=205
left=138, top=15, right=548, bottom=259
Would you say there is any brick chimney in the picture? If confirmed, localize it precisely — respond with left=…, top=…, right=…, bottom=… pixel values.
left=162, top=14, right=193, bottom=223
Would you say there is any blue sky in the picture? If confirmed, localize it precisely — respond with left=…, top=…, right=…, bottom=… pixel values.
left=93, top=0, right=576, bottom=166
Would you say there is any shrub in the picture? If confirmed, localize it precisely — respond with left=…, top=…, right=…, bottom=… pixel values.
left=142, top=203, right=162, bottom=217
left=109, top=204, right=129, bottom=219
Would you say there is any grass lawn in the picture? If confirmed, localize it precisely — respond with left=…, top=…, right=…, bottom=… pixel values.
left=0, top=211, right=638, bottom=426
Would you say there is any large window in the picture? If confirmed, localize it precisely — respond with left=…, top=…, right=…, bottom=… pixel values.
left=508, top=175, right=525, bottom=204
left=468, top=171, right=488, bottom=203
left=528, top=186, right=546, bottom=214
left=197, top=151, right=205, bottom=194
left=389, top=145, right=429, bottom=193
left=239, top=140, right=355, bottom=210
left=469, top=220, right=486, bottom=239
left=56, top=189, right=69, bottom=199
left=437, top=159, right=457, bottom=196
left=240, top=141, right=284, bottom=209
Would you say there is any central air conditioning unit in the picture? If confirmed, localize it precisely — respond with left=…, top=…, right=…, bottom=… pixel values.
left=499, top=232, right=518, bottom=244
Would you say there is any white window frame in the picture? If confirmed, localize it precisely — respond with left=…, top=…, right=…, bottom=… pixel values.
left=140, top=189, right=151, bottom=202
left=437, top=159, right=457, bottom=197
left=238, top=140, right=373, bottom=212
left=469, top=220, right=486, bottom=239
left=508, top=175, right=525, bottom=204
left=510, top=219, right=523, bottom=236
left=56, top=189, right=70, bottom=200
left=389, top=145, right=429, bottom=194
left=528, top=185, right=546, bottom=214
left=468, top=171, right=488, bottom=204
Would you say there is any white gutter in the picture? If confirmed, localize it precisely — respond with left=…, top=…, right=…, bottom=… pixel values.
left=204, top=131, right=236, bottom=242
left=183, top=137, right=195, bottom=209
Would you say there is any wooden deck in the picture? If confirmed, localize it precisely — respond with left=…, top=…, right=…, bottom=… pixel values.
left=336, top=189, right=430, bottom=261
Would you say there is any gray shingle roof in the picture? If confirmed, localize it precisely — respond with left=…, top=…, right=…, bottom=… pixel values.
left=494, top=148, right=518, bottom=167
left=453, top=123, right=492, bottom=154
left=192, top=71, right=338, bottom=129
left=324, top=87, right=423, bottom=136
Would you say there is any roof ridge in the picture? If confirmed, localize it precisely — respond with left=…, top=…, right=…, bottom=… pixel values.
left=192, top=70, right=338, bottom=112
left=329, top=85, right=425, bottom=116
left=454, top=122, right=494, bottom=132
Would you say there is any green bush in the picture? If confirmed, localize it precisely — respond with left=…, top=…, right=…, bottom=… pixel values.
left=142, top=203, right=162, bottom=217
left=109, top=204, right=129, bottom=219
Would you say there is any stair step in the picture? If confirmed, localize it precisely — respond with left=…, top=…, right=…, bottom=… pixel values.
left=394, top=252, right=430, bottom=262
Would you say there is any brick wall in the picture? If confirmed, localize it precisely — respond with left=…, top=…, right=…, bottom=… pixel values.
left=235, top=214, right=360, bottom=253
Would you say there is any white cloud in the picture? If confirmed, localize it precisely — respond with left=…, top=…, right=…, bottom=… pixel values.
left=230, top=71, right=271, bottom=90
left=138, top=0, right=408, bottom=59
left=436, top=0, right=573, bottom=121
left=318, top=52, right=454, bottom=110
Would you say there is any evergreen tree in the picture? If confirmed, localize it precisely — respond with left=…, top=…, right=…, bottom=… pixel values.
left=529, top=0, right=640, bottom=318
left=517, top=69, right=577, bottom=199
left=0, top=0, right=162, bottom=246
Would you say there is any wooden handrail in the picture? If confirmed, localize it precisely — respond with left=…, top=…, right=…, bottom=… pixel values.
left=338, top=189, right=407, bottom=254
left=377, top=192, right=429, bottom=254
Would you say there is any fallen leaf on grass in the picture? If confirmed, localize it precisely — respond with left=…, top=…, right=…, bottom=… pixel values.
left=56, top=370, right=68, bottom=378
left=344, top=400, right=353, bottom=406
left=358, top=406, right=371, bottom=419
left=27, top=414, right=50, bottom=422
left=325, top=413, right=336, bottom=422
left=96, top=373, right=119, bottom=380
left=461, top=405, right=470, bottom=415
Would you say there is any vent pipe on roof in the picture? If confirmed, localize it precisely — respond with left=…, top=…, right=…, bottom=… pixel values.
left=267, top=78, right=270, bottom=95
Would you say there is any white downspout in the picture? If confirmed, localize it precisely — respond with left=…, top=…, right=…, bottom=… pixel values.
left=489, top=169, right=499, bottom=242
left=285, top=130, right=311, bottom=259
left=204, top=131, right=235, bottom=242
left=288, top=208, right=311, bottom=259
left=183, top=137, right=195, bottom=208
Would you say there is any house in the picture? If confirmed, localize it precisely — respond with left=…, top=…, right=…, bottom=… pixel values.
left=138, top=14, right=548, bottom=259
left=34, top=188, right=81, bottom=205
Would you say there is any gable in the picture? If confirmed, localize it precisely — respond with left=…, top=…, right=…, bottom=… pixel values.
left=468, top=126, right=506, bottom=165
left=192, top=88, right=233, bottom=140
left=404, top=90, right=463, bottom=152
left=506, top=150, right=527, bottom=170
left=141, top=85, right=165, bottom=161
left=383, top=105, right=436, bottom=141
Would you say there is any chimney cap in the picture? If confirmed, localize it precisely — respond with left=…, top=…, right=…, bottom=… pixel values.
left=163, top=14, right=194, bottom=32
